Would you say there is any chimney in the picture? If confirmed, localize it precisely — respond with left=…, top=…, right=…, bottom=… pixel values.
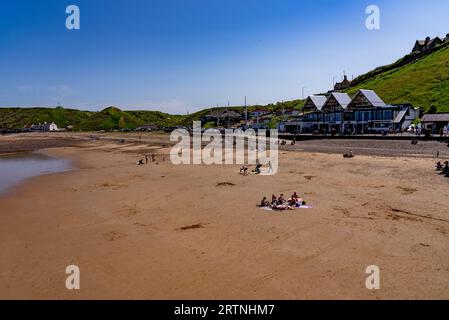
left=425, top=36, right=431, bottom=44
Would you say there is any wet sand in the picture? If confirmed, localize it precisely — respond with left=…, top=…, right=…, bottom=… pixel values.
left=0, top=134, right=449, bottom=299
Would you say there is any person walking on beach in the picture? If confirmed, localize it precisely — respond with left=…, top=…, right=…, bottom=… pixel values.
left=267, top=161, right=273, bottom=174
left=145, top=155, right=149, bottom=164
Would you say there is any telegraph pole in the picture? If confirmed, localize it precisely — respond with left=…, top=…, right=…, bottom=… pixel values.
left=302, top=87, right=307, bottom=100
left=227, top=100, right=230, bottom=128
left=244, top=96, right=248, bottom=128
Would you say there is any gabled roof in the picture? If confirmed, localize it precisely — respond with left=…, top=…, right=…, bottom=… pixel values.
left=421, top=113, right=449, bottom=122
left=429, top=37, right=442, bottom=45
left=416, top=40, right=426, bottom=46
left=329, top=92, right=352, bottom=109
left=357, top=89, right=386, bottom=107
left=307, top=95, right=327, bottom=111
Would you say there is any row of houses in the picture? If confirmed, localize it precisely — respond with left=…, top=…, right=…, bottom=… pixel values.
left=279, top=89, right=420, bottom=134
left=413, top=34, right=449, bottom=53
left=200, top=108, right=280, bottom=127
left=29, top=122, right=59, bottom=132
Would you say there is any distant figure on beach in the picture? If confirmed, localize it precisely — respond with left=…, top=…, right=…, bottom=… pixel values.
left=240, top=166, right=249, bottom=176
left=442, top=161, right=449, bottom=175
left=277, top=194, right=285, bottom=205
left=271, top=195, right=277, bottom=205
left=267, top=161, right=273, bottom=174
left=152, top=154, right=155, bottom=162
left=343, top=150, right=354, bottom=158
left=145, top=155, right=148, bottom=164
left=259, top=197, right=269, bottom=207
left=137, top=159, right=144, bottom=165
left=254, top=163, right=262, bottom=174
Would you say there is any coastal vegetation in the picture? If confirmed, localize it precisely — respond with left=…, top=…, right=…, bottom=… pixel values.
left=2, top=42, right=449, bottom=130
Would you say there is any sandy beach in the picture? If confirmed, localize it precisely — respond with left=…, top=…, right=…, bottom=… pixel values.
left=1, top=133, right=449, bottom=299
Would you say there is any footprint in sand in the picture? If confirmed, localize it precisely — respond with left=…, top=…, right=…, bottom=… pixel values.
left=134, top=222, right=151, bottom=227
left=396, top=186, right=418, bottom=195
left=304, top=176, right=316, bottom=181
left=103, top=231, right=127, bottom=241
left=177, top=223, right=207, bottom=231
left=122, top=205, right=139, bottom=218
left=216, top=182, right=236, bottom=187
left=97, top=182, right=127, bottom=190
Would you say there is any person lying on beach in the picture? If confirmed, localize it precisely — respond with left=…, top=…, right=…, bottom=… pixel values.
left=272, top=203, right=294, bottom=211
left=295, top=199, right=307, bottom=207
left=137, top=159, right=144, bottom=165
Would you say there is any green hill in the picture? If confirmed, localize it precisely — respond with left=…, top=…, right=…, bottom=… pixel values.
left=2, top=40, right=448, bottom=131
left=346, top=43, right=449, bottom=112
left=0, top=107, right=93, bottom=129
left=77, top=107, right=184, bottom=131
left=0, top=106, right=180, bottom=131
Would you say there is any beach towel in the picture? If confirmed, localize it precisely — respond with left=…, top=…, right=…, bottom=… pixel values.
left=259, top=205, right=313, bottom=211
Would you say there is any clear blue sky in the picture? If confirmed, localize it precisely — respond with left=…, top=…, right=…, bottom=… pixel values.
left=1, top=0, right=449, bottom=114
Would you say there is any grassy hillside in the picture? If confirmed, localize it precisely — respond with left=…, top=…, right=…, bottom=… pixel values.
left=0, top=106, right=180, bottom=131
left=77, top=107, right=189, bottom=131
left=3, top=41, right=448, bottom=131
left=347, top=44, right=449, bottom=112
left=0, top=107, right=93, bottom=129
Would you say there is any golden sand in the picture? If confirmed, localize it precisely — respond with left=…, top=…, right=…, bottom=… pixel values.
left=0, top=135, right=448, bottom=299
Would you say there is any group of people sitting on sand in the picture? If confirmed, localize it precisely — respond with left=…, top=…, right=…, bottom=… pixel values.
left=259, top=192, right=307, bottom=211
left=435, top=160, right=449, bottom=177
left=137, top=154, right=164, bottom=165
left=278, top=139, right=296, bottom=146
